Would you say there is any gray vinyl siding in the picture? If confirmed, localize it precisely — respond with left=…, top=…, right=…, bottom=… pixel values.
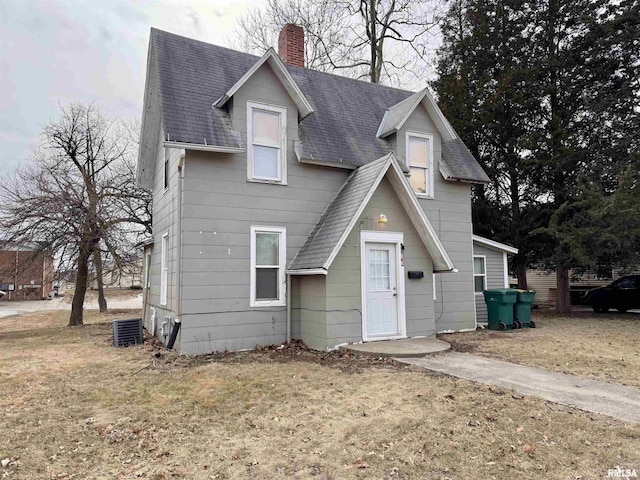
left=178, top=63, right=349, bottom=355
left=395, top=105, right=476, bottom=332
left=291, top=275, right=329, bottom=350
left=145, top=130, right=183, bottom=343
left=319, top=176, right=435, bottom=350
left=472, top=243, right=506, bottom=324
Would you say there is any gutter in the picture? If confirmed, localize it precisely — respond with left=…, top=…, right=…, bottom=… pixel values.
left=164, top=141, right=244, bottom=154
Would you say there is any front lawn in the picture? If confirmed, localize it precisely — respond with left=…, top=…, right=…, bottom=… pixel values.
left=442, top=309, right=640, bottom=388
left=1, top=310, right=639, bottom=479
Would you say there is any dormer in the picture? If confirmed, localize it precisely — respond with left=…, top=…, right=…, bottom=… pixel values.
left=377, top=88, right=490, bottom=197
left=213, top=48, right=314, bottom=120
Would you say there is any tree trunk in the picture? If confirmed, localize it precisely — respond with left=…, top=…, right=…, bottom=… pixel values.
left=516, top=262, right=528, bottom=290
left=69, top=245, right=91, bottom=326
left=93, top=249, right=108, bottom=313
left=556, top=263, right=571, bottom=314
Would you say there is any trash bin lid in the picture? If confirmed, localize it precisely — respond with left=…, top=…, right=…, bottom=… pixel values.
left=484, top=288, right=517, bottom=295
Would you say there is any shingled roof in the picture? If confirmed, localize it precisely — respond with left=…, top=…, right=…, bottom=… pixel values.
left=143, top=28, right=489, bottom=185
left=287, top=154, right=455, bottom=274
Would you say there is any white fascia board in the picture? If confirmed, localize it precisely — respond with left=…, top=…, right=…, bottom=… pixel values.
left=164, top=141, right=244, bottom=153
left=376, top=110, right=391, bottom=138
left=214, top=49, right=314, bottom=119
left=392, top=90, right=428, bottom=136
left=472, top=235, right=519, bottom=254
left=386, top=157, right=456, bottom=272
left=322, top=155, right=394, bottom=270
left=298, top=158, right=356, bottom=170
left=285, top=268, right=328, bottom=276
left=421, top=88, right=458, bottom=141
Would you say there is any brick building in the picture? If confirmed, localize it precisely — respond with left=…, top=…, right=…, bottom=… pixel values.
left=0, top=246, right=54, bottom=301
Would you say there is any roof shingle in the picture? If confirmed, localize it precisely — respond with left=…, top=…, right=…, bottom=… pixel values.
left=150, top=28, right=488, bottom=184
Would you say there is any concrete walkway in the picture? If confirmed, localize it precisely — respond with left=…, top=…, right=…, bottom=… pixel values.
left=341, top=337, right=450, bottom=357
left=398, top=352, right=640, bottom=424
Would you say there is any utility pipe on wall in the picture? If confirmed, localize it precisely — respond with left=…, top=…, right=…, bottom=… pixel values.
left=286, top=274, right=292, bottom=343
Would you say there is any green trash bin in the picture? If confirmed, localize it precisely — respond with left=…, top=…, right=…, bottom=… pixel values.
left=514, top=290, right=536, bottom=328
left=483, top=288, right=517, bottom=330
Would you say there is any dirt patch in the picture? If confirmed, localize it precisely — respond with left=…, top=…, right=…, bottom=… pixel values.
left=1, top=310, right=639, bottom=479
left=442, top=311, right=640, bottom=388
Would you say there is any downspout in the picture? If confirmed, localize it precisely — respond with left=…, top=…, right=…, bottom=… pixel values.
left=286, top=273, right=292, bottom=343
left=177, top=152, right=185, bottom=316
left=174, top=151, right=185, bottom=348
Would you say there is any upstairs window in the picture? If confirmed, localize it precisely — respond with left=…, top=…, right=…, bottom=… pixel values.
left=407, top=132, right=434, bottom=197
left=473, top=256, right=486, bottom=293
left=163, top=148, right=169, bottom=192
left=247, top=102, right=287, bottom=184
left=250, top=226, right=286, bottom=307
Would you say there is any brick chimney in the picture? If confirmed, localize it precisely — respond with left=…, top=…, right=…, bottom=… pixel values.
left=278, top=24, right=304, bottom=68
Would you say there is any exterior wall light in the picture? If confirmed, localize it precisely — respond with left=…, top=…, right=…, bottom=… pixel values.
left=378, top=213, right=388, bottom=224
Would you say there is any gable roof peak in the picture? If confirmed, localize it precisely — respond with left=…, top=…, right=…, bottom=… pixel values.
left=213, top=48, right=314, bottom=119
left=377, top=86, right=457, bottom=141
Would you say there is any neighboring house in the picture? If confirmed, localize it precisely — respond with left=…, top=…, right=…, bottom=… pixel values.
left=136, top=26, right=512, bottom=354
left=472, top=236, right=519, bottom=324
left=0, top=244, right=54, bottom=301
left=89, top=257, right=144, bottom=290
left=525, top=267, right=640, bottom=305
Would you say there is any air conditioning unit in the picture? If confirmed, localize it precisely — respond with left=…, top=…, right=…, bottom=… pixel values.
left=113, top=318, right=143, bottom=347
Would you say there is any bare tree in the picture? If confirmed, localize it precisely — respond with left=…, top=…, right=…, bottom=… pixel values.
left=234, top=0, right=444, bottom=86
left=0, top=104, right=150, bottom=325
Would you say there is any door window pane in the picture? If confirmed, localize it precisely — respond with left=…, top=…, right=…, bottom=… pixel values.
left=253, top=146, right=279, bottom=179
left=369, top=249, right=390, bottom=291
left=256, top=233, right=279, bottom=265
left=253, top=110, right=280, bottom=145
left=410, top=167, right=427, bottom=194
left=408, top=136, right=428, bottom=167
left=256, top=268, right=278, bottom=299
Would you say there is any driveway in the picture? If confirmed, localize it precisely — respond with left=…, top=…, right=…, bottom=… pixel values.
left=0, top=294, right=142, bottom=318
left=399, top=352, right=640, bottom=424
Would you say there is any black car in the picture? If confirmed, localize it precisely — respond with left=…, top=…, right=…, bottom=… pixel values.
left=585, top=275, right=640, bottom=313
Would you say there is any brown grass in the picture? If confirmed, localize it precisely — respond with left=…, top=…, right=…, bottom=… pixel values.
left=61, top=287, right=141, bottom=303
left=1, top=310, right=639, bottom=479
left=442, top=309, right=640, bottom=388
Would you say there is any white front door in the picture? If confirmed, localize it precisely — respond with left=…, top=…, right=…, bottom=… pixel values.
left=364, top=242, right=400, bottom=339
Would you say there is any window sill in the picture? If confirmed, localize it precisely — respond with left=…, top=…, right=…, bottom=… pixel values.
left=247, top=177, right=287, bottom=186
left=415, top=193, right=434, bottom=200
left=250, top=300, right=286, bottom=308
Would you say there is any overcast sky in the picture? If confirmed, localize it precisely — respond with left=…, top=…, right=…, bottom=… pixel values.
left=0, top=0, right=261, bottom=172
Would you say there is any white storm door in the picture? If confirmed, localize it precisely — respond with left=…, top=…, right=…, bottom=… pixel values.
left=365, top=242, right=399, bottom=338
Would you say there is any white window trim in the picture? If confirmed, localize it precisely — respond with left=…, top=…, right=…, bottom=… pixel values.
left=160, top=232, right=169, bottom=306
left=163, top=148, right=169, bottom=194
left=473, top=255, right=487, bottom=295
left=144, top=252, right=152, bottom=289
left=250, top=225, right=287, bottom=307
left=406, top=131, right=434, bottom=198
left=360, top=230, right=407, bottom=342
left=247, top=101, right=287, bottom=185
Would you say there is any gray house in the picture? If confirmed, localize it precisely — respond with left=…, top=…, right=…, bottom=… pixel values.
left=137, top=26, right=510, bottom=354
